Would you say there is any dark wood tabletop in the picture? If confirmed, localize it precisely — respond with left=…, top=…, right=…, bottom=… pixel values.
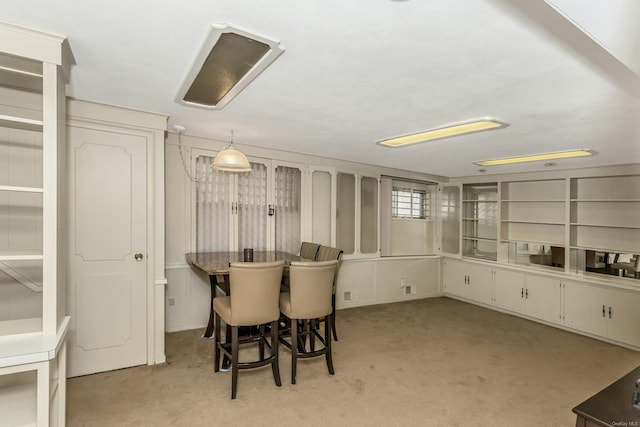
left=572, top=365, right=640, bottom=427
left=185, top=250, right=301, bottom=338
left=185, top=251, right=301, bottom=275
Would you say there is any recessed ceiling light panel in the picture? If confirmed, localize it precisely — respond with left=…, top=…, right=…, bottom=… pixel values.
left=474, top=149, right=594, bottom=166
left=377, top=118, right=508, bottom=148
left=176, top=23, right=285, bottom=110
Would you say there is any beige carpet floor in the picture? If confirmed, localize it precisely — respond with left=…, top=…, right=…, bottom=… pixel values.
left=67, top=297, right=639, bottom=426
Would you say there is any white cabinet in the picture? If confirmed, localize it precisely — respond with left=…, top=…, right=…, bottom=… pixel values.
left=524, top=275, right=562, bottom=324
left=564, top=280, right=640, bottom=347
left=0, top=21, right=73, bottom=426
left=493, top=268, right=525, bottom=312
left=443, top=259, right=493, bottom=305
left=493, top=269, right=561, bottom=324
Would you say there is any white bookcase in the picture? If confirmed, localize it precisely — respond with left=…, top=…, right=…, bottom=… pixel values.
left=569, top=175, right=640, bottom=253
left=500, top=179, right=566, bottom=246
left=0, top=21, right=74, bottom=426
left=462, top=183, right=498, bottom=261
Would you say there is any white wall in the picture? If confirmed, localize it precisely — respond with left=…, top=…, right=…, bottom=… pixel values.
left=164, top=133, right=445, bottom=332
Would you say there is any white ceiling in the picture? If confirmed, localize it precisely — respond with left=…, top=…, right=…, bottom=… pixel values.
left=3, top=0, right=639, bottom=177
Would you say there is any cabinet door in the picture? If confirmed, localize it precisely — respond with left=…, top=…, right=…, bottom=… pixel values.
left=493, top=269, right=525, bottom=313
left=606, top=288, right=640, bottom=347
left=563, top=280, right=607, bottom=337
left=465, top=263, right=493, bottom=304
left=443, top=259, right=466, bottom=297
left=524, top=275, right=561, bottom=324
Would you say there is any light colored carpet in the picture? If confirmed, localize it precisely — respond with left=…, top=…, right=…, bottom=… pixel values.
left=67, top=297, right=639, bottom=426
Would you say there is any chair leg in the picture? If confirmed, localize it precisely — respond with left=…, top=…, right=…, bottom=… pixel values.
left=298, top=320, right=307, bottom=352
left=231, top=326, right=239, bottom=399
left=331, top=294, right=338, bottom=341
left=259, top=324, right=265, bottom=360
left=270, top=320, right=281, bottom=387
left=214, top=312, right=221, bottom=372
left=325, top=314, right=335, bottom=375
left=291, top=318, right=298, bottom=385
left=309, top=319, right=316, bottom=352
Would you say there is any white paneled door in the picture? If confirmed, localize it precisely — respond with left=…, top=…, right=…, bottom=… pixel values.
left=67, top=126, right=147, bottom=377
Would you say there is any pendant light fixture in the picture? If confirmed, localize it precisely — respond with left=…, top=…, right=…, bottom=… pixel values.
left=212, top=130, right=252, bottom=172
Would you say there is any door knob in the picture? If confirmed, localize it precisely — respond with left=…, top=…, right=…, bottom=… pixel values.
left=135, top=253, right=144, bottom=261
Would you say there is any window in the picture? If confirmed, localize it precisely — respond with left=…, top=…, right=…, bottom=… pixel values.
left=381, top=177, right=437, bottom=256
left=392, top=187, right=428, bottom=219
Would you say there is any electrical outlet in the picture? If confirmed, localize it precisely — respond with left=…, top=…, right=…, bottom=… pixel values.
left=400, top=277, right=406, bottom=287
left=343, top=291, right=351, bottom=301
left=168, top=297, right=175, bottom=306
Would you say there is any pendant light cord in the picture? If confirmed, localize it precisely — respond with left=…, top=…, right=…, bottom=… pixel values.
left=176, top=126, right=211, bottom=183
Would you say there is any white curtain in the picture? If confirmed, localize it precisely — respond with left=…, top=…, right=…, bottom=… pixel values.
left=275, top=166, right=301, bottom=254
left=195, top=155, right=231, bottom=252
left=195, top=158, right=299, bottom=253
left=237, top=162, right=268, bottom=251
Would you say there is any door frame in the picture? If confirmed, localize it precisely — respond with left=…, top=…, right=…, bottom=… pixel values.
left=67, top=99, right=167, bottom=369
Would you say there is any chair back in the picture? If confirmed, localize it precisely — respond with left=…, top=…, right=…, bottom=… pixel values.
left=229, top=260, right=284, bottom=326
left=316, top=245, right=343, bottom=262
left=299, top=242, right=321, bottom=260
left=288, top=260, right=338, bottom=319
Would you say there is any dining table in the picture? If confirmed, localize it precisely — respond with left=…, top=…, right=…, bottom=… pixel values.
left=185, top=250, right=301, bottom=338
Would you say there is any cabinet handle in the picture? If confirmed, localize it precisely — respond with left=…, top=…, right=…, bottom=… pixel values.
left=525, top=289, right=528, bottom=299
left=608, top=306, right=612, bottom=319
left=602, top=305, right=606, bottom=317
left=521, top=288, right=524, bottom=298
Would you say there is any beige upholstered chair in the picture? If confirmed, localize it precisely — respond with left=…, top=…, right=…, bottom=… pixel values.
left=213, top=260, right=284, bottom=399
left=550, top=246, right=565, bottom=267
left=610, top=255, right=640, bottom=279
left=585, top=250, right=606, bottom=272
left=282, top=242, right=321, bottom=290
left=279, top=260, right=339, bottom=384
left=315, top=246, right=343, bottom=340
left=299, top=241, right=321, bottom=260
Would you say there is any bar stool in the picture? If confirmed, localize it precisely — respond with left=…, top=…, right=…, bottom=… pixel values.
left=279, top=260, right=338, bottom=384
left=213, top=260, right=284, bottom=399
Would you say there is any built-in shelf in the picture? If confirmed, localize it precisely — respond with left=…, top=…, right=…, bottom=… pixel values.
left=0, top=21, right=73, bottom=425
left=463, top=236, right=497, bottom=242
left=502, top=220, right=564, bottom=225
left=570, top=198, right=640, bottom=202
left=570, top=222, right=640, bottom=230
left=0, top=253, right=44, bottom=261
left=462, top=183, right=498, bottom=261
left=502, top=199, right=564, bottom=203
left=0, top=381, right=37, bottom=427
left=0, top=115, right=43, bottom=132
left=500, top=179, right=566, bottom=255
left=0, top=318, right=41, bottom=340
left=0, top=185, right=43, bottom=193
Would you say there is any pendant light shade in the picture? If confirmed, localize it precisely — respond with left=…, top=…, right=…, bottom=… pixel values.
left=212, top=134, right=252, bottom=172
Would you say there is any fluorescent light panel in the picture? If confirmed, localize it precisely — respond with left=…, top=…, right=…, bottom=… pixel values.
left=176, top=24, right=284, bottom=110
left=475, top=149, right=594, bottom=166
left=377, top=118, right=508, bottom=147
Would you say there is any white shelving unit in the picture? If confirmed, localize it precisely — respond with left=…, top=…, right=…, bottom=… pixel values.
left=500, top=179, right=566, bottom=245
left=462, top=183, right=498, bottom=261
left=569, top=175, right=640, bottom=253
left=0, top=21, right=74, bottom=426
